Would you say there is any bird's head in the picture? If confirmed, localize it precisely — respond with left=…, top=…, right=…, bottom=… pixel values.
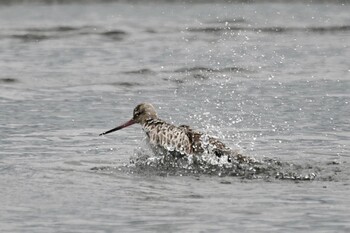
left=99, top=103, right=158, bottom=136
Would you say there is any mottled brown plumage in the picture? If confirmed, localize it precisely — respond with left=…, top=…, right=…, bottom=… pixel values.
left=100, top=103, right=250, bottom=162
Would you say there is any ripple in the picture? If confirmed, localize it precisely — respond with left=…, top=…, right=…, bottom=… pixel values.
left=123, top=68, right=156, bottom=75
left=100, top=30, right=128, bottom=40
left=110, top=82, right=141, bottom=87
left=10, top=34, right=51, bottom=42
left=0, top=78, right=18, bottom=84
left=173, top=66, right=250, bottom=73
left=187, top=25, right=350, bottom=34
left=26, top=26, right=88, bottom=33
left=1, top=26, right=128, bottom=42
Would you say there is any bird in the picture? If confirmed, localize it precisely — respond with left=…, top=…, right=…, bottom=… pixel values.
left=99, top=103, right=251, bottom=163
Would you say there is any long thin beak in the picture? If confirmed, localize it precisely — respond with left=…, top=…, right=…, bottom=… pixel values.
left=99, top=119, right=136, bottom=136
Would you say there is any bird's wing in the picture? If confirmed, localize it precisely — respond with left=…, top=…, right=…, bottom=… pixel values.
left=178, top=125, right=205, bottom=154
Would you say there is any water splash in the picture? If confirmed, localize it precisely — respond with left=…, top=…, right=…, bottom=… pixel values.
left=121, top=147, right=318, bottom=181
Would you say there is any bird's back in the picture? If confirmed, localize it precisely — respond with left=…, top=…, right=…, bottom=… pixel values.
left=142, top=118, right=235, bottom=157
left=142, top=119, right=193, bottom=155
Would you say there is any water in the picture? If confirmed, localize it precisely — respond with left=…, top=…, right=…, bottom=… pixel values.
left=1, top=1, right=350, bottom=232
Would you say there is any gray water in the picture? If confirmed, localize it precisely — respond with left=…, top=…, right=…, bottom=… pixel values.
left=1, top=1, right=350, bottom=232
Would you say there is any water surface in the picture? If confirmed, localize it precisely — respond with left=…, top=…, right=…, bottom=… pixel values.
left=0, top=2, right=349, bottom=232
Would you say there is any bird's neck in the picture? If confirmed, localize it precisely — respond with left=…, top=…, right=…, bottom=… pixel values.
left=142, top=118, right=165, bottom=128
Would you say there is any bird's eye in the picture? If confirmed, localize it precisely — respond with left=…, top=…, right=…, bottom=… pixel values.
left=134, top=110, right=143, bottom=117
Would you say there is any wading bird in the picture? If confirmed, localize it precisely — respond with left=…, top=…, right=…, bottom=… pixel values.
left=100, top=103, right=250, bottom=162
